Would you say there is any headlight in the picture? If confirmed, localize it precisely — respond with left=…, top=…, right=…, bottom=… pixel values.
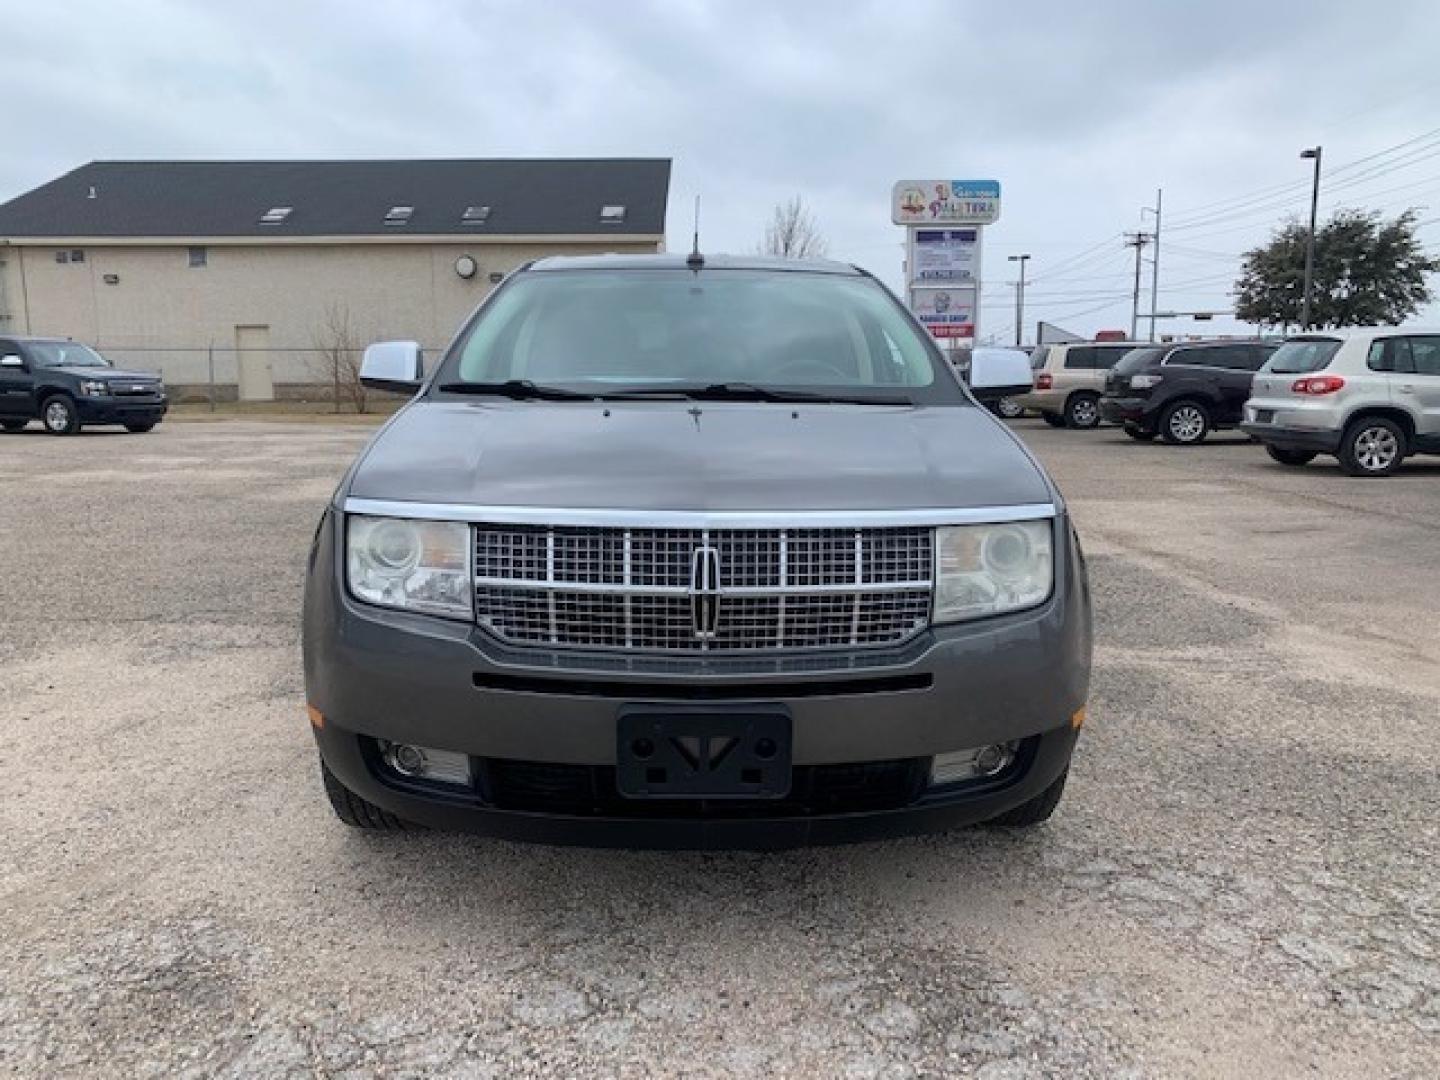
left=79, top=379, right=109, bottom=397
left=933, top=521, right=1053, bottom=624
left=1130, top=374, right=1161, bottom=389
left=347, top=515, right=472, bottom=619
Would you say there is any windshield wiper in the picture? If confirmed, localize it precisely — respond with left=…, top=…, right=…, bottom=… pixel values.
left=619, top=382, right=913, bottom=405
left=437, top=379, right=598, bottom=401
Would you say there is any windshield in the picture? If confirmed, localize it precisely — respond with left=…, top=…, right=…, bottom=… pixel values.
left=1266, top=338, right=1342, bottom=374
left=442, top=269, right=956, bottom=402
left=29, top=342, right=110, bottom=368
left=1113, top=347, right=1164, bottom=374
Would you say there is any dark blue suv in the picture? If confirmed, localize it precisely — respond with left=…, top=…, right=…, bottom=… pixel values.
left=0, top=337, right=167, bottom=435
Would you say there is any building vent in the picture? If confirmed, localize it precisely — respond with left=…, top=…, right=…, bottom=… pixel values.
left=599, top=205, right=626, bottom=224
left=461, top=205, right=491, bottom=224
left=259, top=207, right=292, bottom=225
left=385, top=206, right=414, bottom=226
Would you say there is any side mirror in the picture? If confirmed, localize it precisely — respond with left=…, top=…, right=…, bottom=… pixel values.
left=360, top=341, right=424, bottom=394
left=0, top=354, right=23, bottom=368
left=966, top=347, right=1033, bottom=402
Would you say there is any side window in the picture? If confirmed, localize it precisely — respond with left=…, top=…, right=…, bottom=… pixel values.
left=1371, top=338, right=1413, bottom=374
left=1091, top=347, right=1128, bottom=370
left=1165, top=348, right=1201, bottom=367
left=1407, top=336, right=1440, bottom=376
left=1212, top=345, right=1255, bottom=371
left=1063, top=347, right=1094, bottom=370
left=1245, top=346, right=1275, bottom=371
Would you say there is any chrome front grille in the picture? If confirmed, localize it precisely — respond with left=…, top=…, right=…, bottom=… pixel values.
left=474, top=525, right=933, bottom=653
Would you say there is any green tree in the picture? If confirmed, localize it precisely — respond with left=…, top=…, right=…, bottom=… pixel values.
left=1233, top=208, right=1438, bottom=330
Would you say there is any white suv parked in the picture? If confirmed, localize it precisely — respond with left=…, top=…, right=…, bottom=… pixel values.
left=1242, top=328, right=1440, bottom=477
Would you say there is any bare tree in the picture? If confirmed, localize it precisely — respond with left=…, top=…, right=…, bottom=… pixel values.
left=310, top=303, right=368, bottom=414
left=760, top=196, right=829, bottom=259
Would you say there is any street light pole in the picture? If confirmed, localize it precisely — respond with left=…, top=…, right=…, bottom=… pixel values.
left=1007, top=253, right=1030, bottom=346
left=1300, top=146, right=1323, bottom=331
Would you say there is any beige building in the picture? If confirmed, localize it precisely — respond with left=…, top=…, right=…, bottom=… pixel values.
left=0, top=159, right=670, bottom=399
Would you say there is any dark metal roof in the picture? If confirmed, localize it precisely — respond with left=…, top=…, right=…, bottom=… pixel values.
left=0, top=159, right=671, bottom=238
left=527, top=253, right=861, bottom=274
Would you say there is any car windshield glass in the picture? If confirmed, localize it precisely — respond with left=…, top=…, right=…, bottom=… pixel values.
left=29, top=342, right=109, bottom=368
left=444, top=269, right=954, bottom=401
left=1113, top=347, right=1163, bottom=374
left=1267, top=338, right=1342, bottom=373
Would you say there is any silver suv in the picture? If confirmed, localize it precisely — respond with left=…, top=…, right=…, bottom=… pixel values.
left=1242, top=329, right=1440, bottom=477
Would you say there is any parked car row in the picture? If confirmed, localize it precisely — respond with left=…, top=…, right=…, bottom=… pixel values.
left=1009, top=328, right=1440, bottom=478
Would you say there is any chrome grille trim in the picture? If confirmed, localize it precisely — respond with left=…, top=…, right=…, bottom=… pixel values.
left=471, top=524, right=936, bottom=654
left=343, top=498, right=1057, bottom=528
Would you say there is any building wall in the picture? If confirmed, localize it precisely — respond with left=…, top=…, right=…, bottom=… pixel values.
left=0, top=238, right=659, bottom=388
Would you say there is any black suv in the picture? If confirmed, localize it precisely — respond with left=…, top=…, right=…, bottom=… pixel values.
left=1099, top=340, right=1278, bottom=444
left=0, top=337, right=167, bottom=435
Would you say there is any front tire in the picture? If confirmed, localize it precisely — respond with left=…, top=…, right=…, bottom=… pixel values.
left=1160, top=399, right=1210, bottom=445
left=41, top=395, right=80, bottom=435
left=1265, top=445, right=1317, bottom=467
left=321, top=760, right=422, bottom=831
left=1338, top=417, right=1405, bottom=477
left=1064, top=393, right=1101, bottom=430
left=984, top=769, right=1068, bottom=827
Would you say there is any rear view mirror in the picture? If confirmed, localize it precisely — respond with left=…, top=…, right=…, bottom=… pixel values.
left=360, top=341, right=424, bottom=394
left=966, top=347, right=1033, bottom=402
left=0, top=354, right=22, bottom=368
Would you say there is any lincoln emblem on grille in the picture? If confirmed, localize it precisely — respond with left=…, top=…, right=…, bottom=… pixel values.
left=689, top=545, right=721, bottom=639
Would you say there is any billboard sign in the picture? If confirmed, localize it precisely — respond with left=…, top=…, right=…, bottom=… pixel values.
left=910, top=286, right=976, bottom=339
left=892, top=180, right=1001, bottom=225
left=912, top=228, right=979, bottom=283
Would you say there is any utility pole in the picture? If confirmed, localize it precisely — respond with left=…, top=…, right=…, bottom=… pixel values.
left=1124, top=232, right=1152, bottom=340
left=1144, top=189, right=1162, bottom=341
left=1006, top=253, right=1031, bottom=346
left=1300, top=146, right=1323, bottom=330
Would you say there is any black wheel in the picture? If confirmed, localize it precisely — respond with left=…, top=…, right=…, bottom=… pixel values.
left=1123, top=424, right=1156, bottom=442
left=1265, top=445, right=1317, bottom=467
left=1338, top=416, right=1405, bottom=477
left=40, top=395, right=80, bottom=435
left=0, top=419, right=26, bottom=432
left=1159, top=399, right=1210, bottom=445
left=993, top=397, right=1025, bottom=420
left=1040, top=411, right=1067, bottom=428
left=321, top=760, right=422, bottom=831
left=124, top=422, right=156, bottom=433
left=984, top=769, right=1068, bottom=827
left=1064, top=393, right=1101, bottom=430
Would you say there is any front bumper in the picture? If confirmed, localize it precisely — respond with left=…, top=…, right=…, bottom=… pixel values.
left=76, top=396, right=168, bottom=424
left=302, top=508, right=1091, bottom=847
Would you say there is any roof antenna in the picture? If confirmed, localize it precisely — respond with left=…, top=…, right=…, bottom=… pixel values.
left=686, top=195, right=704, bottom=270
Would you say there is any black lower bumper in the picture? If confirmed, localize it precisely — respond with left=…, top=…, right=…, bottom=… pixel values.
left=76, top=399, right=168, bottom=424
left=1239, top=423, right=1339, bottom=452
left=313, top=720, right=1080, bottom=850
left=1099, top=396, right=1150, bottom=427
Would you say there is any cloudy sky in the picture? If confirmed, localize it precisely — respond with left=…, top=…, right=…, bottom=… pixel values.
left=4, top=0, right=1438, bottom=340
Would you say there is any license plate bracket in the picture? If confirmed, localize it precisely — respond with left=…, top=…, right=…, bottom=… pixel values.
left=616, top=706, right=792, bottom=799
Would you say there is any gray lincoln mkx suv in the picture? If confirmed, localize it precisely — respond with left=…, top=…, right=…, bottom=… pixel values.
left=302, top=254, right=1091, bottom=849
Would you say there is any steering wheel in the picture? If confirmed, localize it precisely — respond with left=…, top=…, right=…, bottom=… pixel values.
left=770, top=357, right=851, bottom=382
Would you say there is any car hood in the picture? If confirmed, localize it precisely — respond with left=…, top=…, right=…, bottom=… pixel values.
left=346, top=400, right=1054, bottom=512
left=52, top=366, right=161, bottom=381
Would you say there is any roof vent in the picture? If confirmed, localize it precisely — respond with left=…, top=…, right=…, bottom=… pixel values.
left=259, top=206, right=292, bottom=225
left=461, top=205, right=491, bottom=224
left=599, top=205, right=626, bottom=224
left=384, top=205, right=414, bottom=226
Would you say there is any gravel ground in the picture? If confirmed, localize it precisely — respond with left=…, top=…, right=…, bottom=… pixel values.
left=1, top=418, right=1437, bottom=1078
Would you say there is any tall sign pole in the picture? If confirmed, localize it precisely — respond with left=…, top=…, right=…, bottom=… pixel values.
left=892, top=180, right=1001, bottom=347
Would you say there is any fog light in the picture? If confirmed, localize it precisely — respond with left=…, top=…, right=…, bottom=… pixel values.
left=930, top=742, right=1017, bottom=786
left=381, top=741, right=471, bottom=786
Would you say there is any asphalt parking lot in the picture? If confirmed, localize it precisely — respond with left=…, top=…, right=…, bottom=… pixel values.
left=2, top=417, right=1438, bottom=1078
